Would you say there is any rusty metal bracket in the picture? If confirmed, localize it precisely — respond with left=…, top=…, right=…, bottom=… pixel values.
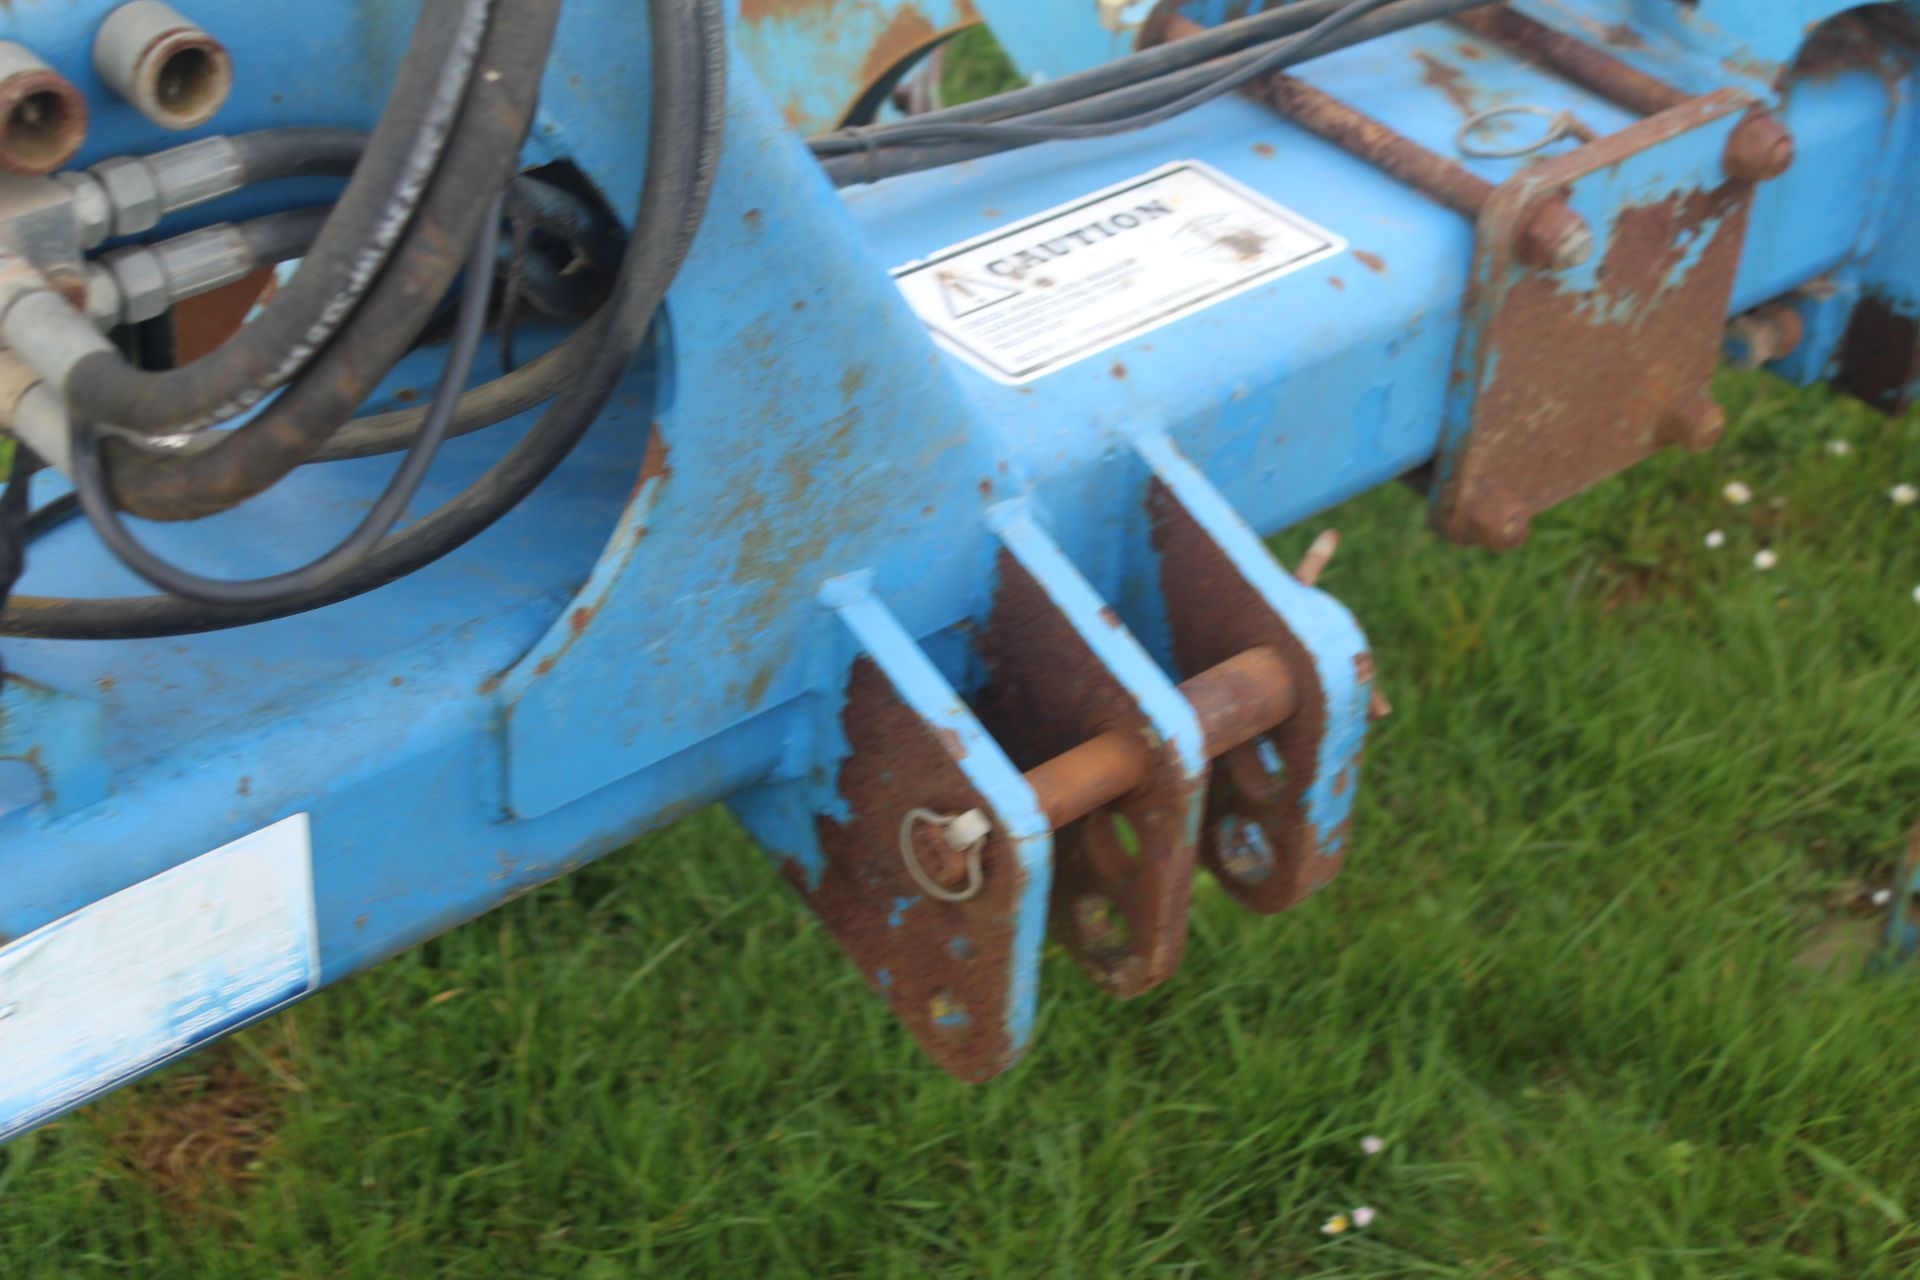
left=971, top=503, right=1209, bottom=999
left=1134, top=431, right=1374, bottom=914
left=1433, top=89, right=1789, bottom=548
left=781, top=574, right=1054, bottom=1083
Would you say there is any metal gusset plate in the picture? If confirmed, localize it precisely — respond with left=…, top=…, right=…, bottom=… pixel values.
left=1434, top=90, right=1786, bottom=550
left=788, top=576, right=1052, bottom=1082
left=971, top=503, right=1207, bottom=998
left=1133, top=432, right=1374, bottom=914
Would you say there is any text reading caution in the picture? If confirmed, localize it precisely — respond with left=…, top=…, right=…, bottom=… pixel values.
left=893, top=161, right=1344, bottom=383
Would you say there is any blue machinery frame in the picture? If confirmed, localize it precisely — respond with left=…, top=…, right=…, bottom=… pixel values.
left=2, top=0, right=1919, bottom=1122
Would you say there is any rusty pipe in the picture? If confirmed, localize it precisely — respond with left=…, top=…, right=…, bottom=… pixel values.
left=1450, top=7, right=1688, bottom=118
left=1024, top=645, right=1298, bottom=831
left=1160, top=13, right=1495, bottom=219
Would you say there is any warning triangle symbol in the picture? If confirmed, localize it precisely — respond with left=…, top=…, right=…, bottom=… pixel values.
left=937, top=269, right=1020, bottom=319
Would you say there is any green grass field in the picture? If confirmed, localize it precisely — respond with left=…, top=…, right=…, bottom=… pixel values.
left=1, top=371, right=1917, bottom=1277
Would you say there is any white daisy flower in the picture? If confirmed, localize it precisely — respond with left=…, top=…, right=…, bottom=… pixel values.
left=1321, top=1214, right=1350, bottom=1237
left=1892, top=483, right=1918, bottom=507
left=1704, top=530, right=1726, bottom=549
left=1754, top=549, right=1778, bottom=571
left=1361, top=1135, right=1386, bottom=1156
left=1825, top=439, right=1852, bottom=457
left=1872, top=888, right=1893, bottom=907
left=1353, top=1206, right=1378, bottom=1228
left=1723, top=481, right=1753, bottom=505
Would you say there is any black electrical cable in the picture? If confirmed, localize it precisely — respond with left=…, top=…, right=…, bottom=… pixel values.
left=3, top=0, right=725, bottom=639
left=69, top=197, right=503, bottom=607
left=24, top=492, right=78, bottom=544
left=64, top=0, right=494, bottom=436
left=816, top=0, right=1487, bottom=186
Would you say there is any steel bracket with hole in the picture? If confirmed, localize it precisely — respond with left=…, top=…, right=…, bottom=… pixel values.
left=971, top=501, right=1209, bottom=999
left=734, top=572, right=1056, bottom=1083
left=1135, top=430, right=1375, bottom=913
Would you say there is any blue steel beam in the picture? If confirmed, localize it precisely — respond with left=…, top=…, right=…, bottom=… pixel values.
left=0, top=0, right=1916, bottom=1131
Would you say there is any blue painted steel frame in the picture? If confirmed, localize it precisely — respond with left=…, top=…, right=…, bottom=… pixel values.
left=0, top=0, right=1916, bottom=1123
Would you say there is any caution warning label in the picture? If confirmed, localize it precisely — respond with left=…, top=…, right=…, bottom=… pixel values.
left=893, top=161, right=1343, bottom=384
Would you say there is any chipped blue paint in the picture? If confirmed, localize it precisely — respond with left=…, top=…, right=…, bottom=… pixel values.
left=0, top=0, right=1910, bottom=1124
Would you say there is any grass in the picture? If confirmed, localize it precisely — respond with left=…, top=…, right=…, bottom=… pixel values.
left=1, top=373, right=1917, bottom=1277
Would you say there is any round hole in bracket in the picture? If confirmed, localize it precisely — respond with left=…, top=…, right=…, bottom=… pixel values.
left=1215, top=814, right=1276, bottom=885
left=1072, top=893, right=1132, bottom=962
left=1082, top=808, right=1144, bottom=884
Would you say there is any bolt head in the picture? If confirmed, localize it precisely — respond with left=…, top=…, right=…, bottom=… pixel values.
left=1516, top=200, right=1593, bottom=272
left=1725, top=115, right=1794, bottom=184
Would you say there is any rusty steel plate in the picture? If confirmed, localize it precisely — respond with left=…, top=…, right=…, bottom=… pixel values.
left=795, top=653, right=1043, bottom=1083
left=1148, top=477, right=1351, bottom=915
left=1434, top=89, right=1779, bottom=550
left=972, top=542, right=1206, bottom=999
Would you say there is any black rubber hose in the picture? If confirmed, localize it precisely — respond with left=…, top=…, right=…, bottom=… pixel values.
left=818, top=0, right=1486, bottom=186
left=4, top=0, right=726, bottom=639
left=63, top=0, right=493, bottom=436
left=98, top=0, right=561, bottom=522
left=816, top=0, right=1355, bottom=135
left=233, top=206, right=331, bottom=266
left=228, top=127, right=368, bottom=183
left=71, top=197, right=503, bottom=605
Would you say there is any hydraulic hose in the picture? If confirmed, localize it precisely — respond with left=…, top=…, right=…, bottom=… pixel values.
left=62, top=0, right=494, bottom=435
left=97, top=0, right=561, bottom=522
left=227, top=127, right=368, bottom=183
left=4, top=0, right=727, bottom=638
left=71, top=197, right=504, bottom=605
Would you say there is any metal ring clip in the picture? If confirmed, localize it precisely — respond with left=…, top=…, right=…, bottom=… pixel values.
left=1456, top=104, right=1580, bottom=159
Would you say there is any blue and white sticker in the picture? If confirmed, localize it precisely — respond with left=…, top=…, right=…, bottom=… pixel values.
left=0, top=814, right=317, bottom=1143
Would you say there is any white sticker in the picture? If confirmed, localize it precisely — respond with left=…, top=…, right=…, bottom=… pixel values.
left=0, top=814, right=317, bottom=1142
left=893, top=160, right=1344, bottom=384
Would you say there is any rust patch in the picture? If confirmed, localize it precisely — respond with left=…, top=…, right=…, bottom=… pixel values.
left=1252, top=141, right=1275, bottom=157
left=1110, top=361, right=1128, bottom=380
left=1790, top=9, right=1918, bottom=94
left=1098, top=606, right=1121, bottom=628
left=1602, top=23, right=1647, bottom=50
left=569, top=605, right=595, bottom=637
left=1353, top=250, right=1385, bottom=274
left=1149, top=478, right=1340, bottom=915
left=1439, top=97, right=1761, bottom=549
left=236, top=775, right=250, bottom=796
left=839, top=363, right=867, bottom=398
left=1453, top=8, right=1687, bottom=116
left=1414, top=51, right=1478, bottom=115
left=738, top=0, right=833, bottom=24
left=1834, top=291, right=1919, bottom=414
left=972, top=548, right=1202, bottom=998
left=1455, top=41, right=1487, bottom=60
left=856, top=6, right=942, bottom=96
left=797, top=656, right=1023, bottom=1081
left=1328, top=275, right=1346, bottom=292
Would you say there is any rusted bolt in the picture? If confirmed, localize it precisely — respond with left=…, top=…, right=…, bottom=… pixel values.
left=1459, top=489, right=1533, bottom=552
left=1724, top=303, right=1805, bottom=370
left=1514, top=198, right=1594, bottom=272
left=0, top=43, right=86, bottom=175
left=1660, top=388, right=1726, bottom=453
left=1723, top=114, right=1794, bottom=184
